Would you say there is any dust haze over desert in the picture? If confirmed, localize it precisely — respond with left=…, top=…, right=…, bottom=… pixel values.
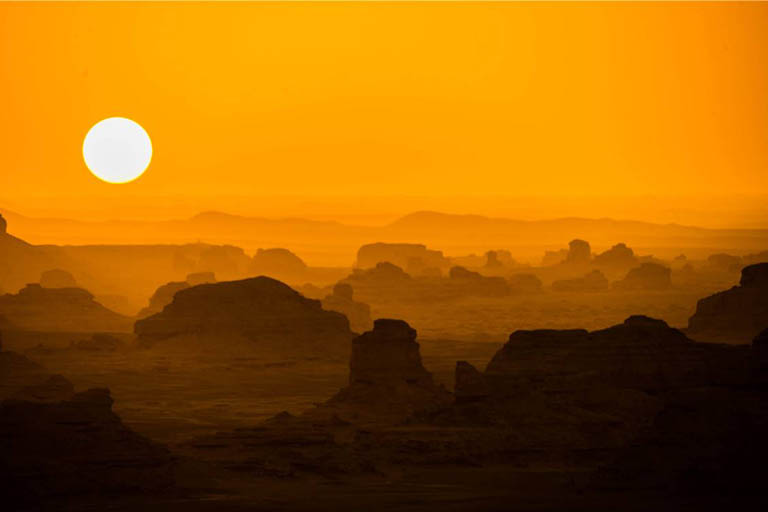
left=1, top=2, right=768, bottom=511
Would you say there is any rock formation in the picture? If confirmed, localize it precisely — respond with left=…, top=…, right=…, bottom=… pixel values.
left=565, top=239, right=591, bottom=265
left=448, top=266, right=509, bottom=296
left=507, top=273, right=543, bottom=293
left=0, top=284, right=132, bottom=332
left=134, top=276, right=355, bottom=355
left=321, top=283, right=372, bottom=333
left=185, top=271, right=216, bottom=286
left=39, top=268, right=77, bottom=288
left=687, top=263, right=768, bottom=343
left=349, top=261, right=412, bottom=282
left=541, top=248, right=568, bottom=266
left=484, top=250, right=502, bottom=268
left=327, top=319, right=451, bottom=423
left=0, top=212, right=6, bottom=234
left=138, top=272, right=217, bottom=318
left=249, top=248, right=307, bottom=282
left=707, top=253, right=742, bottom=272
left=137, top=281, right=191, bottom=319
left=613, top=263, right=671, bottom=290
left=0, top=348, right=65, bottom=401
left=593, top=242, right=638, bottom=270
left=552, top=269, right=609, bottom=292
left=0, top=388, right=174, bottom=504
left=72, top=333, right=125, bottom=352
left=483, top=316, right=747, bottom=394
left=356, top=243, right=448, bottom=271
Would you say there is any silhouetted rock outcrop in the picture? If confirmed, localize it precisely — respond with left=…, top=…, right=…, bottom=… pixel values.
left=687, top=263, right=768, bottom=343
left=552, top=270, right=609, bottom=292
left=356, top=243, right=448, bottom=271
left=0, top=388, right=174, bottom=504
left=137, top=281, right=190, bottom=319
left=135, top=277, right=355, bottom=355
left=507, top=273, right=543, bottom=293
left=593, top=243, right=638, bottom=270
left=565, top=239, right=591, bottom=265
left=0, top=284, right=132, bottom=332
left=185, top=271, right=216, bottom=286
left=613, top=263, right=671, bottom=290
left=708, top=253, right=742, bottom=272
left=138, top=272, right=217, bottom=318
left=449, top=266, right=509, bottom=296
left=249, top=248, right=307, bottom=282
left=454, top=361, right=490, bottom=403
left=0, top=349, right=66, bottom=400
left=485, top=316, right=746, bottom=393
left=327, top=319, right=451, bottom=423
left=321, top=283, right=372, bottom=333
left=72, top=333, right=125, bottom=352
left=39, top=268, right=77, bottom=288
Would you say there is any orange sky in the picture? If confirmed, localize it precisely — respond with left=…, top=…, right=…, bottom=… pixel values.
left=1, top=2, right=767, bottom=226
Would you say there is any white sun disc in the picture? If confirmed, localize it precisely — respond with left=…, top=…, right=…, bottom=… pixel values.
left=83, top=117, right=152, bottom=183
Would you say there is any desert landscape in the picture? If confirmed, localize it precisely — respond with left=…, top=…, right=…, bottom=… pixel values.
left=2, top=2, right=768, bottom=511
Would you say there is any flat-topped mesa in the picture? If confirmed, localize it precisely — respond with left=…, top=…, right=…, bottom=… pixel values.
left=552, top=269, right=609, bottom=292
left=356, top=243, right=448, bottom=271
left=0, top=284, right=132, bottom=333
left=613, top=262, right=672, bottom=291
left=687, top=263, right=768, bottom=343
left=484, top=315, right=747, bottom=394
left=134, top=276, right=355, bottom=355
left=39, top=268, right=77, bottom=289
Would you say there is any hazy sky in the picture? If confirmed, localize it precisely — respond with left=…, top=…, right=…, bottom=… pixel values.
left=1, top=3, right=767, bottom=225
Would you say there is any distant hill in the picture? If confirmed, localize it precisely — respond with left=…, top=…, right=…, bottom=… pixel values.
left=2, top=207, right=767, bottom=266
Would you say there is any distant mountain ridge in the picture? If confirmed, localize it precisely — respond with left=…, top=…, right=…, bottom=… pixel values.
left=2, top=207, right=767, bottom=266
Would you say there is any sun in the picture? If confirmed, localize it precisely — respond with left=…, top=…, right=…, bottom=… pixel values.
left=83, top=117, right=152, bottom=184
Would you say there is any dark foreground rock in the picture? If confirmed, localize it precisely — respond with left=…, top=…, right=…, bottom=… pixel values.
left=687, top=263, right=768, bottom=343
left=170, top=315, right=766, bottom=508
left=0, top=388, right=175, bottom=504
